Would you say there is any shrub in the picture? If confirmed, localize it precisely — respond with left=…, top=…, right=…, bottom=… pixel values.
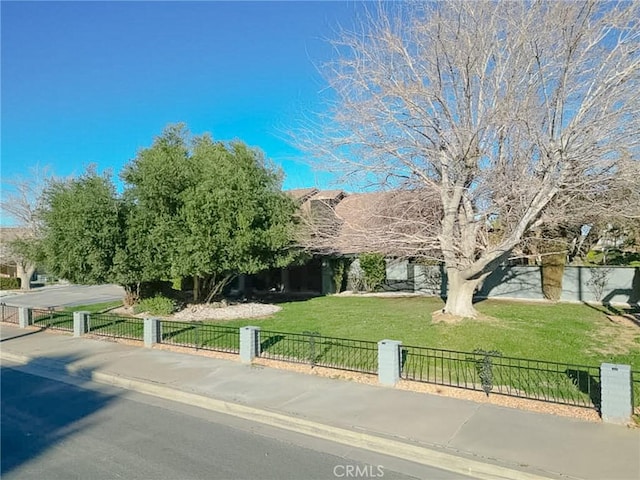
left=133, top=295, right=176, bottom=316
left=0, top=277, right=21, bottom=290
left=358, top=253, right=387, bottom=292
left=329, top=257, right=350, bottom=293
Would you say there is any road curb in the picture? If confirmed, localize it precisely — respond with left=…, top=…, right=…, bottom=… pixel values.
left=0, top=350, right=556, bottom=480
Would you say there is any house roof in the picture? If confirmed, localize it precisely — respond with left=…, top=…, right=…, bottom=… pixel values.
left=0, top=227, right=32, bottom=243
left=291, top=188, right=441, bottom=257
left=287, top=188, right=319, bottom=202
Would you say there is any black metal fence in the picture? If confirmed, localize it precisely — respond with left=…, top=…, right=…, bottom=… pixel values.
left=7, top=303, right=638, bottom=415
left=0, top=303, right=19, bottom=324
left=159, top=320, right=239, bottom=354
left=87, top=313, right=144, bottom=341
left=31, top=308, right=74, bottom=332
left=259, top=330, right=378, bottom=374
left=401, top=345, right=602, bottom=409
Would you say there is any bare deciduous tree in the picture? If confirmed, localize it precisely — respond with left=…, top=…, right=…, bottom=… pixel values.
left=0, top=166, right=53, bottom=290
left=299, top=1, right=640, bottom=317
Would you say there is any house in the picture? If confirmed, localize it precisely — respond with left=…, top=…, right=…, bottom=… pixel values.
left=247, top=188, right=441, bottom=295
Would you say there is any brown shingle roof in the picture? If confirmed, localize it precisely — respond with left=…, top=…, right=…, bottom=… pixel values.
left=287, top=188, right=319, bottom=202
left=293, top=188, right=441, bottom=257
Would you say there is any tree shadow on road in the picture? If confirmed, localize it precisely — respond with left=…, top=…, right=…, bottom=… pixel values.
left=1, top=354, right=118, bottom=477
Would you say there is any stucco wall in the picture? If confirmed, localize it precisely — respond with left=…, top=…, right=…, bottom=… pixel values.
left=409, top=264, right=639, bottom=305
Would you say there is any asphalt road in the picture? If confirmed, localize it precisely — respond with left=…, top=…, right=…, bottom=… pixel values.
left=1, top=366, right=472, bottom=480
left=1, top=284, right=124, bottom=308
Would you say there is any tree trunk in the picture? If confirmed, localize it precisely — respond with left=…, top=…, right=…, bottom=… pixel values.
left=193, top=275, right=200, bottom=303
left=16, top=262, right=35, bottom=291
left=123, top=283, right=140, bottom=307
left=443, top=268, right=481, bottom=318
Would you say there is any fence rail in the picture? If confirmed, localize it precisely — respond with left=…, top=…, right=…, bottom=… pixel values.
left=87, top=313, right=144, bottom=341
left=159, top=320, right=239, bottom=354
left=31, top=308, right=74, bottom=332
left=401, top=345, right=601, bottom=409
left=259, top=330, right=378, bottom=374
left=633, top=371, right=640, bottom=414
left=0, top=303, right=19, bottom=324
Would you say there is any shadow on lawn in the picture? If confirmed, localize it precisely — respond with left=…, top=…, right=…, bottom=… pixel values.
left=566, top=368, right=602, bottom=412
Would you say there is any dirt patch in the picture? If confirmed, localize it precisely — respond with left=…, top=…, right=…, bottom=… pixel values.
left=430, top=309, right=499, bottom=324
left=589, top=314, right=640, bottom=356
left=253, top=357, right=600, bottom=422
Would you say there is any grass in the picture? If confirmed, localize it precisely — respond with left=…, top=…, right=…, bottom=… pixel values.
left=64, top=301, right=123, bottom=314
left=215, top=296, right=640, bottom=370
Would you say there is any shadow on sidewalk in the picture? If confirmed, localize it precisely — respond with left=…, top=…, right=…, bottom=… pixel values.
left=1, top=354, right=118, bottom=476
left=0, top=329, right=45, bottom=343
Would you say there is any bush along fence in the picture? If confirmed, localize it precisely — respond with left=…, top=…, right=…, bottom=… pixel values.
left=7, top=306, right=638, bottom=425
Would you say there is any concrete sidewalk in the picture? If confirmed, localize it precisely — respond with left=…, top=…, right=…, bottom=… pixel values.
left=1, top=324, right=638, bottom=480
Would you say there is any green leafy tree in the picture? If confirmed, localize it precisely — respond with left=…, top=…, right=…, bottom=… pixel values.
left=173, top=135, right=298, bottom=302
left=120, top=124, right=196, bottom=284
left=38, top=125, right=299, bottom=306
left=39, top=169, right=124, bottom=286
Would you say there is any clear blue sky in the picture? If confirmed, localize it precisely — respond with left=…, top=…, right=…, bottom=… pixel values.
left=1, top=1, right=363, bottom=221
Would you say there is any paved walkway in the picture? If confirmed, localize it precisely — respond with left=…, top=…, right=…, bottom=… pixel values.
left=1, top=324, right=638, bottom=480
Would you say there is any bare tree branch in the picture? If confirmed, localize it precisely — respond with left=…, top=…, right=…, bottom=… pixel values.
left=296, top=0, right=640, bottom=317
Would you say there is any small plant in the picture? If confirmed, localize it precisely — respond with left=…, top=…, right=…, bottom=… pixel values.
left=348, top=272, right=366, bottom=292
left=472, top=349, right=502, bottom=396
left=586, top=267, right=612, bottom=302
left=0, top=277, right=21, bottom=290
left=359, top=253, right=387, bottom=292
left=133, top=295, right=177, bottom=316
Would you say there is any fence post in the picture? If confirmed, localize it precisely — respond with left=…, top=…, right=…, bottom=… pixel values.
left=144, top=318, right=161, bottom=348
left=600, top=363, right=633, bottom=425
left=240, top=326, right=261, bottom=364
left=378, top=339, right=402, bottom=386
left=73, top=311, right=90, bottom=337
left=18, top=307, right=32, bottom=328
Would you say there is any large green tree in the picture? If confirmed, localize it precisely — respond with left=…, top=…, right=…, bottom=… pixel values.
left=40, top=169, right=124, bottom=286
left=122, top=125, right=298, bottom=302
left=39, top=125, right=298, bottom=305
left=174, top=135, right=298, bottom=302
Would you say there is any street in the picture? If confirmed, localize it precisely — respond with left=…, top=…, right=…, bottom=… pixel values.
left=1, top=284, right=124, bottom=308
left=1, top=366, right=470, bottom=480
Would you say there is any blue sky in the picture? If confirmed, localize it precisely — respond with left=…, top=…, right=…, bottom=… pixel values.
left=1, top=1, right=363, bottom=222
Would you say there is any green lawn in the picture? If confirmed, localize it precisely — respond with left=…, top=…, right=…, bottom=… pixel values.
left=216, top=296, right=640, bottom=370
left=64, top=301, right=123, bottom=314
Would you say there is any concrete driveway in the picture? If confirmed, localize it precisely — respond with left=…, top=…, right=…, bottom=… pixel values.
left=0, top=284, right=124, bottom=308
